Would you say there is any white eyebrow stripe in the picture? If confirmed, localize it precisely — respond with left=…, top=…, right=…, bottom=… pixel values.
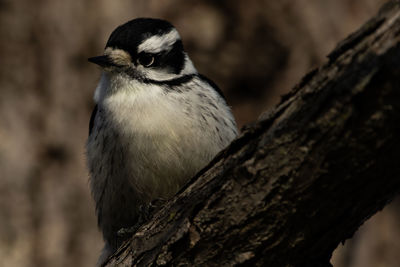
left=138, top=29, right=181, bottom=53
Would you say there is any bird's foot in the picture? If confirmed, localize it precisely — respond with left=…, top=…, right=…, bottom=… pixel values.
left=117, top=198, right=167, bottom=238
left=117, top=226, right=138, bottom=237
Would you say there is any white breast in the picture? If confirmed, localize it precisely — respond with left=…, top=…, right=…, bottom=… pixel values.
left=90, top=72, right=237, bottom=200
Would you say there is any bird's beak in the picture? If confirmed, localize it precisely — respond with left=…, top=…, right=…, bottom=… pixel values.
left=88, top=55, right=115, bottom=67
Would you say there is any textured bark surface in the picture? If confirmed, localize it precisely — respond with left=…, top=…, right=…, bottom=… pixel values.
left=1, top=1, right=397, bottom=267
left=105, top=2, right=400, bottom=266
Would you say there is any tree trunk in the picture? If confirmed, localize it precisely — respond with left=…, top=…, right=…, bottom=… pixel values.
left=105, top=1, right=400, bottom=266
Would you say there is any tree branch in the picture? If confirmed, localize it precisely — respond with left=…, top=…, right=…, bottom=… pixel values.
left=105, top=1, right=400, bottom=266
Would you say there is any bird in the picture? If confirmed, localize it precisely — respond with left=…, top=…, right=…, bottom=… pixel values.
left=86, top=18, right=238, bottom=264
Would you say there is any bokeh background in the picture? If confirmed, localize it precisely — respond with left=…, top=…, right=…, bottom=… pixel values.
left=0, top=0, right=398, bottom=266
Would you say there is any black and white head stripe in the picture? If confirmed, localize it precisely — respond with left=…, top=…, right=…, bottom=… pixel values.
left=104, top=18, right=194, bottom=76
left=106, top=18, right=175, bottom=56
left=138, top=28, right=181, bottom=54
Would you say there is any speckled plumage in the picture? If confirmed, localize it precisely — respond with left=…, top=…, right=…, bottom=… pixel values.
left=86, top=18, right=238, bottom=265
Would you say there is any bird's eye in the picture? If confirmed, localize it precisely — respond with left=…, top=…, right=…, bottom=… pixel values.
left=137, top=53, right=155, bottom=67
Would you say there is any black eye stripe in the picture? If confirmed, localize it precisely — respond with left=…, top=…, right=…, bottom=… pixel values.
left=147, top=41, right=184, bottom=73
left=132, top=40, right=184, bottom=74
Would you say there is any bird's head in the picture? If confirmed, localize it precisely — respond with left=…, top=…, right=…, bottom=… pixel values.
left=88, top=18, right=197, bottom=83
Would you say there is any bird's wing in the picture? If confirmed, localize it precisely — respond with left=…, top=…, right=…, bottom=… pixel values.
left=89, top=104, right=98, bottom=136
left=198, top=74, right=226, bottom=101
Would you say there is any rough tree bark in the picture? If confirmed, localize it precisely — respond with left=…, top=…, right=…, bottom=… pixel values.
left=105, top=1, right=400, bottom=266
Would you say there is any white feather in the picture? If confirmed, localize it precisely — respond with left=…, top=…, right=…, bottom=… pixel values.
left=138, top=29, right=180, bottom=54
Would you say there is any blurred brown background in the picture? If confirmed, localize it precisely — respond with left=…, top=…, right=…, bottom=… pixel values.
left=0, top=0, right=398, bottom=266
